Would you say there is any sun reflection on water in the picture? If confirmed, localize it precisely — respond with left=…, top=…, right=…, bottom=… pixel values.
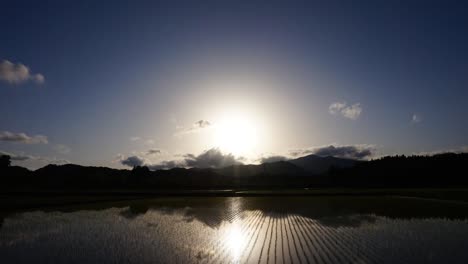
left=226, top=197, right=247, bottom=263
left=227, top=221, right=245, bottom=263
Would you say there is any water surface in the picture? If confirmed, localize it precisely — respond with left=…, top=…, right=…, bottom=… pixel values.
left=1, top=196, right=468, bottom=263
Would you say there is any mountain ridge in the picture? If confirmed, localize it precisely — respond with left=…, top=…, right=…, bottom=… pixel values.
left=2, top=153, right=468, bottom=190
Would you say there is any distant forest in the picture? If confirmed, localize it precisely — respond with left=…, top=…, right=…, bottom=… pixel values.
left=1, top=153, right=468, bottom=191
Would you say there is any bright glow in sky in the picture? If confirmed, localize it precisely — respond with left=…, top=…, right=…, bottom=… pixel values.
left=214, top=110, right=260, bottom=157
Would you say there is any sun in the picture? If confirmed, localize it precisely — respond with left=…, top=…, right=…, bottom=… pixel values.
left=214, top=111, right=259, bottom=156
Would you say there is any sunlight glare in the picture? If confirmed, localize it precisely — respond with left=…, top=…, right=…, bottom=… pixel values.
left=214, top=111, right=259, bottom=156
left=227, top=222, right=245, bottom=263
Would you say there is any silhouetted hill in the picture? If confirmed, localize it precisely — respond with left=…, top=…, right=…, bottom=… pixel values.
left=1, top=153, right=468, bottom=191
left=216, top=161, right=305, bottom=178
left=329, top=153, right=468, bottom=187
left=33, top=164, right=130, bottom=189
left=288, top=154, right=358, bottom=174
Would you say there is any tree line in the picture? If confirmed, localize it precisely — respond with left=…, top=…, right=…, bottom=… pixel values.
left=1, top=153, right=467, bottom=191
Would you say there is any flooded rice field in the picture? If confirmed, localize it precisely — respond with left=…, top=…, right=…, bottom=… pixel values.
left=1, top=196, right=468, bottom=263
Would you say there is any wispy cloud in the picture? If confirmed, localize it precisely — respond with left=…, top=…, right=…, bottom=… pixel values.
left=0, top=131, right=48, bottom=144
left=147, top=149, right=161, bottom=155
left=413, top=146, right=468, bottom=156
left=0, top=150, right=69, bottom=164
left=290, top=144, right=375, bottom=160
left=54, top=144, right=71, bottom=154
left=329, top=102, right=362, bottom=120
left=0, top=60, right=44, bottom=85
left=194, top=120, right=211, bottom=128
left=0, top=150, right=33, bottom=161
left=174, top=120, right=212, bottom=136
left=129, top=136, right=155, bottom=145
left=412, top=114, right=422, bottom=123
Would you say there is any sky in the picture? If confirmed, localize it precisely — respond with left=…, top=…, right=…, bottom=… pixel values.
left=1, top=0, right=468, bottom=169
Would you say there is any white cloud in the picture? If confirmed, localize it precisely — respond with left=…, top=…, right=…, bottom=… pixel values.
left=329, top=102, right=362, bottom=120
left=183, top=148, right=241, bottom=168
left=33, top=74, right=45, bottom=84
left=0, top=131, right=48, bottom=144
left=412, top=114, right=422, bottom=123
left=0, top=60, right=45, bottom=84
left=328, top=102, right=347, bottom=114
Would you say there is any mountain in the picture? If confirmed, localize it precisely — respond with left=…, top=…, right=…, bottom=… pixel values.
left=288, top=154, right=358, bottom=174
left=215, top=154, right=358, bottom=178
left=215, top=161, right=305, bottom=178
left=2, top=153, right=468, bottom=190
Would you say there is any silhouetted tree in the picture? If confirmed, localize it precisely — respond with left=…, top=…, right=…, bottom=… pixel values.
left=129, top=166, right=151, bottom=187
left=131, top=166, right=150, bottom=175
left=0, top=155, right=11, bottom=168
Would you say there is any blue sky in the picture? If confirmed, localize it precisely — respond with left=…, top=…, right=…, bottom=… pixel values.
left=1, top=0, right=468, bottom=169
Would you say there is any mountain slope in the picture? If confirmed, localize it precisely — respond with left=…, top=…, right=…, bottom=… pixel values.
left=215, top=161, right=305, bottom=178
left=288, top=154, right=358, bottom=174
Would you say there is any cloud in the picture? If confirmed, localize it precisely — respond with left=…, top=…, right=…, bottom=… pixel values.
left=147, top=160, right=186, bottom=171
left=147, top=149, right=161, bottom=155
left=118, top=153, right=183, bottom=170
left=145, top=139, right=155, bottom=145
left=194, top=120, right=211, bottom=128
left=118, top=149, right=163, bottom=169
left=0, top=151, right=32, bottom=161
left=0, top=131, right=48, bottom=144
left=184, top=148, right=242, bottom=168
left=290, top=144, right=375, bottom=160
left=259, top=155, right=288, bottom=164
left=0, top=60, right=44, bottom=84
left=412, top=114, right=422, bottom=123
left=54, top=144, right=71, bottom=154
left=120, top=148, right=243, bottom=170
left=0, top=150, right=70, bottom=165
left=120, top=155, right=145, bottom=167
left=328, top=102, right=346, bottom=114
left=174, top=120, right=212, bottom=136
left=43, top=157, right=70, bottom=165
left=130, top=136, right=155, bottom=145
left=329, top=102, right=362, bottom=120
left=413, top=146, right=468, bottom=156
left=313, top=145, right=374, bottom=159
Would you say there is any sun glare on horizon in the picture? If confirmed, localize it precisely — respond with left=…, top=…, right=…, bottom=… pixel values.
left=214, top=111, right=260, bottom=157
